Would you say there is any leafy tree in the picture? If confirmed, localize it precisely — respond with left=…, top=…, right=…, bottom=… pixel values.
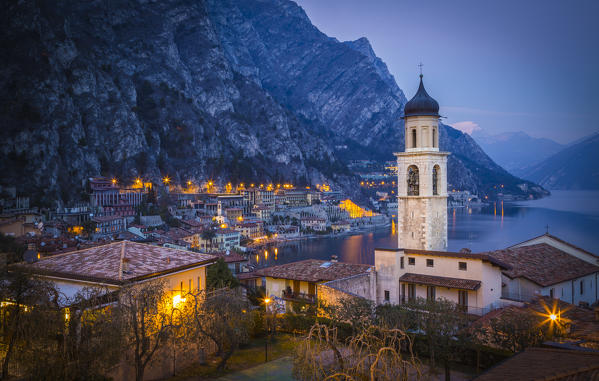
left=206, top=258, right=239, bottom=290
left=378, top=298, right=468, bottom=381
left=81, top=220, right=97, bottom=238
left=0, top=233, right=25, bottom=264
left=322, top=296, right=374, bottom=335
left=184, top=289, right=251, bottom=371
left=200, top=229, right=216, bottom=252
left=484, top=308, right=551, bottom=352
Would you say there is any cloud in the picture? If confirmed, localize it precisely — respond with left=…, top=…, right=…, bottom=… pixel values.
left=449, top=121, right=481, bottom=135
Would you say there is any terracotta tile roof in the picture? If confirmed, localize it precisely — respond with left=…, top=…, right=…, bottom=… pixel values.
left=399, top=273, right=481, bottom=291
left=12, top=241, right=216, bottom=285
left=212, top=251, right=247, bottom=263
left=376, top=247, right=512, bottom=270
left=483, top=243, right=599, bottom=286
left=256, top=259, right=372, bottom=283
left=161, top=227, right=193, bottom=240
left=510, top=233, right=599, bottom=258
left=474, top=347, right=599, bottom=380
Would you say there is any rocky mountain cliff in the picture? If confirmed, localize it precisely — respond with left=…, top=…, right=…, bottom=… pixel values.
left=520, top=133, right=599, bottom=190
left=0, top=0, right=545, bottom=206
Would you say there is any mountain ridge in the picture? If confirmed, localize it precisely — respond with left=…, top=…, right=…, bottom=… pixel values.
left=0, top=0, right=547, bottom=206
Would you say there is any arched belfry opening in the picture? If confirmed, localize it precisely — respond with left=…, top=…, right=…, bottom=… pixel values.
left=407, top=165, right=420, bottom=196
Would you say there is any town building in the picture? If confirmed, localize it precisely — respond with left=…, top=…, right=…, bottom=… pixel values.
left=89, top=177, right=143, bottom=208
left=234, top=221, right=263, bottom=240
left=10, top=241, right=216, bottom=300
left=300, top=216, right=326, bottom=232
left=256, top=259, right=375, bottom=312
left=253, top=205, right=272, bottom=222
left=375, top=248, right=511, bottom=314
left=484, top=240, right=599, bottom=306
left=92, top=215, right=127, bottom=237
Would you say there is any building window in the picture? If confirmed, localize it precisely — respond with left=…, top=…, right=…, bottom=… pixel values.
left=401, top=283, right=406, bottom=304
left=384, top=290, right=390, bottom=302
left=408, top=284, right=416, bottom=301
left=412, top=129, right=417, bottom=148
left=427, top=286, right=436, bottom=301
left=407, top=165, right=420, bottom=196
left=550, top=288, right=554, bottom=299
left=458, top=262, right=467, bottom=271
left=432, top=128, right=437, bottom=148
left=426, top=259, right=434, bottom=267
left=197, top=276, right=201, bottom=290
left=432, top=165, right=440, bottom=196
left=580, top=280, right=584, bottom=295
left=458, top=290, right=468, bottom=311
left=408, top=257, right=415, bottom=265
left=400, top=257, right=404, bottom=269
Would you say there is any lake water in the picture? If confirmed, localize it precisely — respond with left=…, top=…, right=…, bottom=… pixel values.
left=252, top=190, right=599, bottom=267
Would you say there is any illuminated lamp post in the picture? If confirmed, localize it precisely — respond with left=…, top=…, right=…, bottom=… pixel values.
left=264, top=297, right=271, bottom=362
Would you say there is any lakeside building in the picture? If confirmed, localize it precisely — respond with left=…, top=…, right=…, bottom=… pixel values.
left=89, top=177, right=143, bottom=208
left=256, top=259, right=375, bottom=312
left=300, top=216, right=326, bottom=232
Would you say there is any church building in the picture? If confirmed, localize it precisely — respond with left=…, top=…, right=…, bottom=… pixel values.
left=374, top=74, right=508, bottom=314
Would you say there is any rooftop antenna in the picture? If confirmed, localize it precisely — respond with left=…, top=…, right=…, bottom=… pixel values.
left=545, top=224, right=550, bottom=234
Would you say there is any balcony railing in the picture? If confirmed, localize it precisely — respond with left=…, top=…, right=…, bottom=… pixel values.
left=281, top=290, right=316, bottom=304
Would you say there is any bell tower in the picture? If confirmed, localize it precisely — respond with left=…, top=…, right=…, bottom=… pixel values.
left=396, top=74, right=449, bottom=251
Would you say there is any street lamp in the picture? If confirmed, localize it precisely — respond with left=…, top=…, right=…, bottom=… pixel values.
left=264, top=297, right=271, bottom=362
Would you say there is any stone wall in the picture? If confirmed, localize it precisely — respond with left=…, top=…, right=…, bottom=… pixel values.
left=318, top=271, right=376, bottom=307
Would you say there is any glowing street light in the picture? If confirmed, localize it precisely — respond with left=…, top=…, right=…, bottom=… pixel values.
left=111, top=178, right=117, bottom=185
left=549, top=313, right=557, bottom=321
left=173, top=294, right=185, bottom=308
left=163, top=176, right=171, bottom=185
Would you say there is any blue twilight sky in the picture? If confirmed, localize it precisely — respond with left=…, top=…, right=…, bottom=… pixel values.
left=296, top=0, right=599, bottom=144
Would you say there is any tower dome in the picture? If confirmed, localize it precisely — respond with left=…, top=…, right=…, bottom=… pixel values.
left=404, top=74, right=439, bottom=117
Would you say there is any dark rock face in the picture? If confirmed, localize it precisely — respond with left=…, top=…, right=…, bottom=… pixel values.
left=0, top=0, right=545, bottom=205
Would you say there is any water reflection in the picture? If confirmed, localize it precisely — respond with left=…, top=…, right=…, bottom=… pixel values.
left=248, top=191, right=599, bottom=268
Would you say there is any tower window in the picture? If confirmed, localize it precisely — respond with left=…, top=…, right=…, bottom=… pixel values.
left=412, top=129, right=417, bottom=148
left=432, top=165, right=440, bottom=195
left=458, top=262, right=467, bottom=271
left=432, top=128, right=437, bottom=148
left=407, top=165, right=419, bottom=196
left=400, top=257, right=404, bottom=269
left=426, top=259, right=434, bottom=267
left=408, top=257, right=415, bottom=265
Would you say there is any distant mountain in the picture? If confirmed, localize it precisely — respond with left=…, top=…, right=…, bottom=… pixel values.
left=472, top=131, right=564, bottom=175
left=519, top=133, right=599, bottom=190
left=0, top=0, right=547, bottom=206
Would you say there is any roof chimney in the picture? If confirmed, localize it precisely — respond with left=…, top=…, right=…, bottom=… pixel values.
left=122, top=258, right=130, bottom=273
left=330, top=255, right=338, bottom=263
left=459, top=248, right=472, bottom=254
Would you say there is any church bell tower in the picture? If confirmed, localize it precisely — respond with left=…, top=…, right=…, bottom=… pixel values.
left=396, top=74, right=449, bottom=251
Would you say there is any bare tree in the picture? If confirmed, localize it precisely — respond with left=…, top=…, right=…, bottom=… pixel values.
left=184, top=288, right=251, bottom=371
left=294, top=323, right=422, bottom=381
left=115, top=280, right=173, bottom=381
left=321, top=296, right=374, bottom=336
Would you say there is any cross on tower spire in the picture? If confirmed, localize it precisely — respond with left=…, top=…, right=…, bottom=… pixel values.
left=418, top=62, right=424, bottom=76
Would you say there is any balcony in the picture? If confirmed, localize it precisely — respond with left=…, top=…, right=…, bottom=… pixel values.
left=281, top=289, right=316, bottom=304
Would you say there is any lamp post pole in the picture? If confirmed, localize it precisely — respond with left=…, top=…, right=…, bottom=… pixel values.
left=264, top=297, right=271, bottom=363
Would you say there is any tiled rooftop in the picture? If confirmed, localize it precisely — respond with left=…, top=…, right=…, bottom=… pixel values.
left=256, top=259, right=372, bottom=283
left=13, top=241, right=216, bottom=285
left=474, top=347, right=599, bottom=380
left=483, top=243, right=599, bottom=286
left=399, top=273, right=481, bottom=291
